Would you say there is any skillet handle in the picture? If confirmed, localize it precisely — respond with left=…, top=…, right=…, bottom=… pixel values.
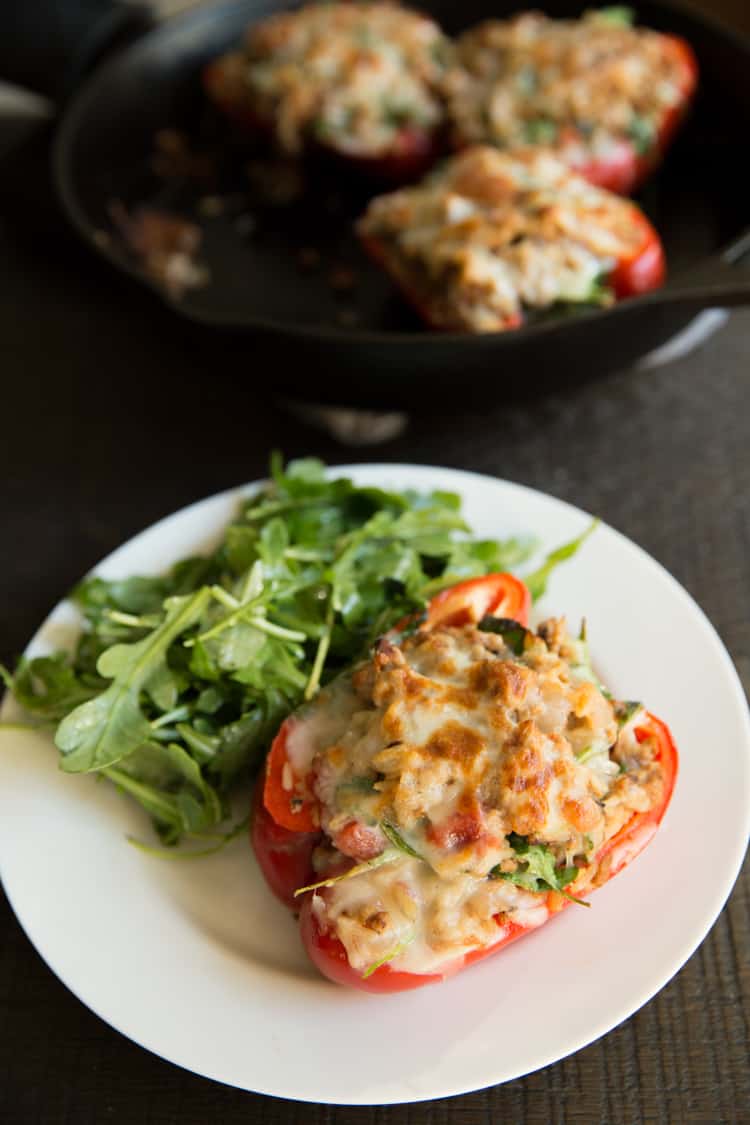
left=0, top=0, right=152, bottom=103
left=649, top=230, right=750, bottom=311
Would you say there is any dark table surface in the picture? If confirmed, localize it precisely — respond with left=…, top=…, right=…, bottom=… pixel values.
left=1, top=2, right=749, bottom=1121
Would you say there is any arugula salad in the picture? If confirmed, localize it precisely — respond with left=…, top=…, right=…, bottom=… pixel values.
left=1, top=458, right=589, bottom=851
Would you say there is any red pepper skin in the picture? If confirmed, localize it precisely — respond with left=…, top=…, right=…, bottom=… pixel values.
left=203, top=59, right=440, bottom=185
left=251, top=780, right=320, bottom=910
left=295, top=712, right=678, bottom=992
left=330, top=127, right=441, bottom=186
left=424, top=572, right=531, bottom=629
left=263, top=715, right=318, bottom=834
left=608, top=212, right=666, bottom=298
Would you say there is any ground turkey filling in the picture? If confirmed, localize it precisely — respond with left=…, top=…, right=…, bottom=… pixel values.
left=300, top=617, right=665, bottom=975
left=445, top=10, right=692, bottom=168
left=217, top=2, right=449, bottom=157
left=358, top=146, right=651, bottom=331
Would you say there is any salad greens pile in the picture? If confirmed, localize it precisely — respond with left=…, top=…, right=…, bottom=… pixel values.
left=0, top=457, right=587, bottom=851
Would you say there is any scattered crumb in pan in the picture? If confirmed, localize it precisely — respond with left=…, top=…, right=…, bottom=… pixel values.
left=246, top=158, right=306, bottom=205
left=109, top=202, right=209, bottom=298
left=151, top=128, right=217, bottom=182
left=92, top=229, right=112, bottom=249
left=298, top=246, right=321, bottom=271
left=198, top=195, right=226, bottom=217
left=328, top=265, right=357, bottom=292
left=234, top=213, right=258, bottom=238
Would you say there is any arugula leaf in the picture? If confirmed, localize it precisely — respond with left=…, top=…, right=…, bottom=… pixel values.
left=1, top=655, right=96, bottom=721
left=523, top=118, right=558, bottom=144
left=614, top=700, right=644, bottom=727
left=478, top=616, right=529, bottom=655
left=628, top=113, right=656, bottom=156
left=362, top=932, right=416, bottom=978
left=523, top=520, right=599, bottom=601
left=381, top=822, right=423, bottom=859
left=294, top=848, right=400, bottom=896
left=56, top=590, right=210, bottom=772
left=592, top=6, right=635, bottom=27
left=491, top=834, right=586, bottom=903
left=104, top=738, right=223, bottom=844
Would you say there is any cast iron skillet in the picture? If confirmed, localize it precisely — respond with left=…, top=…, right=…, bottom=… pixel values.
left=5, top=0, right=750, bottom=406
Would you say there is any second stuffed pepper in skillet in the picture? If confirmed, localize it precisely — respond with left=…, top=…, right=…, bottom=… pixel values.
left=203, top=1, right=450, bottom=181
left=358, top=144, right=665, bottom=332
left=445, top=7, right=697, bottom=194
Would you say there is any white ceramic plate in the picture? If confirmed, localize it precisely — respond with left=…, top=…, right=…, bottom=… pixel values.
left=1, top=465, right=748, bottom=1105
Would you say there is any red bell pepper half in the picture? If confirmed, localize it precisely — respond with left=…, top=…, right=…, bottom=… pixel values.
left=251, top=574, right=679, bottom=991
left=359, top=195, right=665, bottom=333
left=202, top=57, right=441, bottom=185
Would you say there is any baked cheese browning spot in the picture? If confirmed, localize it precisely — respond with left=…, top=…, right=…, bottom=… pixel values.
left=215, top=2, right=450, bottom=158
left=469, top=657, right=532, bottom=705
left=425, top=720, right=485, bottom=769
left=358, top=146, right=657, bottom=332
left=445, top=11, right=695, bottom=168
left=304, top=619, right=667, bottom=975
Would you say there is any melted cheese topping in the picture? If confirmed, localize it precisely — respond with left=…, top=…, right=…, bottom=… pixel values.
left=302, top=618, right=665, bottom=975
left=358, top=145, right=650, bottom=330
left=445, top=11, right=693, bottom=165
left=227, top=2, right=448, bottom=156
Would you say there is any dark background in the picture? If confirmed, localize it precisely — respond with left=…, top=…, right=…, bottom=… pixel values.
left=1, top=1, right=748, bottom=1121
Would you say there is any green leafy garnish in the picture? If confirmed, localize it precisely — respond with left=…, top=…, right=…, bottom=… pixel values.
left=294, top=848, right=400, bottom=897
left=516, top=65, right=538, bottom=95
left=524, top=520, right=599, bottom=601
left=628, top=113, right=656, bottom=156
left=381, top=822, right=423, bottom=859
left=581, top=276, right=615, bottom=307
left=477, top=616, right=529, bottom=655
left=1, top=655, right=96, bottom=721
left=567, top=618, right=607, bottom=691
left=523, top=118, right=558, bottom=144
left=575, top=743, right=606, bottom=766
left=614, top=700, right=644, bottom=727
left=589, top=6, right=635, bottom=28
left=362, top=932, right=416, bottom=979
left=56, top=590, right=211, bottom=774
left=491, top=833, right=589, bottom=906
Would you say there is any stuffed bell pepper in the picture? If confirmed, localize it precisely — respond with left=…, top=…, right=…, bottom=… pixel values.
left=357, top=145, right=665, bottom=332
left=203, top=1, right=450, bottom=182
left=444, top=8, right=697, bottom=194
left=252, top=573, right=678, bottom=992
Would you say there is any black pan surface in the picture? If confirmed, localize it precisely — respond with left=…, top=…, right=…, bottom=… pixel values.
left=54, top=0, right=750, bottom=406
